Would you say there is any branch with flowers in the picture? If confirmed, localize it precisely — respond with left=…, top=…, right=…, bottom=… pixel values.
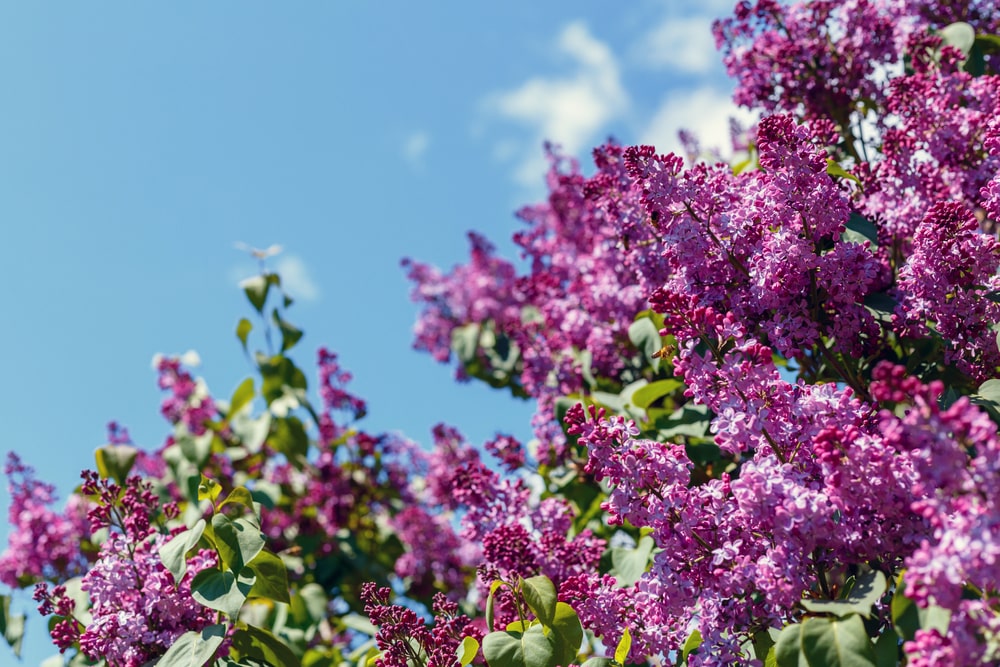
left=5, top=1, right=1000, bottom=666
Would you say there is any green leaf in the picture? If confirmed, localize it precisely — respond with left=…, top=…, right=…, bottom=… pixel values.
left=550, top=602, right=583, bottom=667
left=800, top=570, right=887, bottom=619
left=521, top=575, right=557, bottom=628
left=630, top=379, right=682, bottom=410
left=0, top=595, right=24, bottom=658
left=271, top=416, right=310, bottom=460
left=826, top=159, right=860, bottom=185
left=236, top=318, right=253, bottom=352
left=94, top=444, right=138, bottom=484
left=874, top=627, right=899, bottom=667
left=246, top=550, right=291, bottom=604
left=232, top=624, right=302, bottom=667
left=614, top=627, right=631, bottom=665
left=486, top=580, right=503, bottom=632
left=191, top=568, right=255, bottom=619
left=159, top=519, right=207, bottom=584
left=681, top=629, right=702, bottom=664
left=228, top=378, right=256, bottom=418
left=211, top=513, right=266, bottom=573
left=219, top=487, right=257, bottom=514
left=457, top=636, right=480, bottom=667
left=482, top=625, right=556, bottom=667
left=610, top=535, right=655, bottom=588
left=939, top=21, right=976, bottom=56
left=241, top=273, right=280, bottom=314
left=155, top=624, right=227, bottom=667
left=891, top=574, right=950, bottom=642
left=863, top=292, right=897, bottom=325
left=774, top=615, right=877, bottom=667
left=291, top=584, right=330, bottom=627
left=198, top=475, right=222, bottom=503
left=272, top=309, right=304, bottom=353
left=628, top=317, right=663, bottom=371
left=843, top=212, right=878, bottom=246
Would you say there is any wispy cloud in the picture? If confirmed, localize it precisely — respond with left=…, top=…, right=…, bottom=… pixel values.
left=275, top=255, right=320, bottom=302
left=403, top=131, right=430, bottom=167
left=486, top=21, right=628, bottom=187
left=641, top=86, right=757, bottom=159
left=630, top=14, right=719, bottom=74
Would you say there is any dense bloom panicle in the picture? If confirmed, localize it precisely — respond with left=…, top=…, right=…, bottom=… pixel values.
left=317, top=346, right=367, bottom=443
left=894, top=202, right=1000, bottom=381
left=0, top=454, right=89, bottom=588
left=76, top=533, right=218, bottom=667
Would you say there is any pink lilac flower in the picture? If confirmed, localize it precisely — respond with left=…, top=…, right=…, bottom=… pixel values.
left=894, top=202, right=1000, bottom=381
left=75, top=532, right=218, bottom=667
left=155, top=356, right=217, bottom=435
left=0, top=453, right=89, bottom=588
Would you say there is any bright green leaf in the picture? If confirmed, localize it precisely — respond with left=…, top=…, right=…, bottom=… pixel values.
left=628, top=317, right=663, bottom=372
left=681, top=629, right=702, bottom=664
left=550, top=602, right=583, bottom=667
left=826, top=158, right=860, bottom=184
left=457, top=637, right=480, bottom=667
left=614, top=627, right=631, bottom=665
left=0, top=595, right=24, bottom=658
left=198, top=476, right=222, bottom=503
left=236, top=318, right=253, bottom=352
left=486, top=580, right=503, bottom=632
left=219, top=487, right=256, bottom=514
left=939, top=22, right=976, bottom=56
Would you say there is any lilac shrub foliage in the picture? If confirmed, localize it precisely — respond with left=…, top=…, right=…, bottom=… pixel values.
left=3, top=1, right=1000, bottom=666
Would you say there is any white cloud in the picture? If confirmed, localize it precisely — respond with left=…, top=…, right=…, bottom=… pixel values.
left=641, top=86, right=757, bottom=159
left=275, top=255, right=320, bottom=302
left=631, top=14, right=718, bottom=74
left=486, top=21, right=628, bottom=187
left=403, top=131, right=430, bottom=166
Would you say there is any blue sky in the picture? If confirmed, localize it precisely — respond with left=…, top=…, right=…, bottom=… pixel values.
left=0, top=2, right=746, bottom=663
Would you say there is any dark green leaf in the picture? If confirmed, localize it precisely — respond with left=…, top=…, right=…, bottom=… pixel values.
left=774, top=615, right=876, bottom=667
left=272, top=416, right=310, bottom=460
left=155, top=624, right=227, bottom=667
left=231, top=624, right=301, bottom=667
left=246, top=550, right=291, bottom=604
left=191, top=569, right=255, bottom=619
left=159, top=519, right=207, bottom=584
left=874, top=627, right=899, bottom=667
left=273, top=309, right=304, bottom=353
left=843, top=213, right=878, bottom=246
left=800, top=570, right=887, bottom=619
left=486, top=580, right=502, bottom=632
left=242, top=275, right=272, bottom=314
left=891, top=575, right=950, bottom=642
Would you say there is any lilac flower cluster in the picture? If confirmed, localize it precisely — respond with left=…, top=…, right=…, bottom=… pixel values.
left=155, top=355, right=217, bottom=436
left=0, top=454, right=89, bottom=588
